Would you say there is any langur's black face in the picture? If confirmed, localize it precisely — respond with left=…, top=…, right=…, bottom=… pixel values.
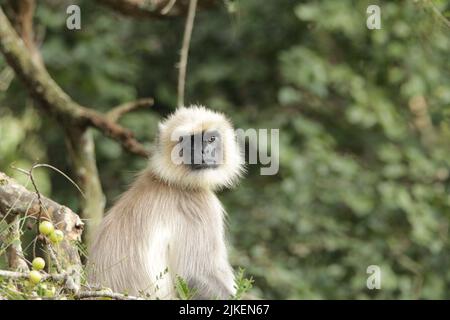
left=179, top=130, right=223, bottom=170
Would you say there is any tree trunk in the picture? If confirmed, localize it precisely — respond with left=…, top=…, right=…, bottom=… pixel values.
left=64, top=126, right=105, bottom=245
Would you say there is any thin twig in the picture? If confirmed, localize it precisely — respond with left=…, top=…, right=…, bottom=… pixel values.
left=11, top=163, right=64, bottom=261
left=30, top=164, right=86, bottom=199
left=11, top=165, right=46, bottom=221
left=177, top=0, right=198, bottom=107
left=30, top=165, right=44, bottom=221
left=161, top=0, right=177, bottom=15
left=75, top=290, right=142, bottom=300
left=46, top=244, right=62, bottom=273
left=11, top=163, right=85, bottom=201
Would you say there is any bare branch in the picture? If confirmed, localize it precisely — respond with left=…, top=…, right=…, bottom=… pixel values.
left=0, top=269, right=66, bottom=282
left=95, top=0, right=198, bottom=19
left=80, top=110, right=150, bottom=157
left=177, top=0, right=198, bottom=107
left=0, top=7, right=150, bottom=158
left=63, top=127, right=106, bottom=244
left=5, top=0, right=41, bottom=64
left=107, top=98, right=154, bottom=122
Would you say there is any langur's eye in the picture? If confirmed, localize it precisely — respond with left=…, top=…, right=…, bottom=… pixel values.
left=207, top=136, right=216, bottom=143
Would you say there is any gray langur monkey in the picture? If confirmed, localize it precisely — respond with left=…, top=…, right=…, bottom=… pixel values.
left=88, top=106, right=244, bottom=299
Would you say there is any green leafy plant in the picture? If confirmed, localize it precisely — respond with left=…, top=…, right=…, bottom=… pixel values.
left=232, top=268, right=254, bottom=300
left=175, top=275, right=197, bottom=300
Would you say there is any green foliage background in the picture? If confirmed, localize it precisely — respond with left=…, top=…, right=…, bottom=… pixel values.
left=1, top=0, right=450, bottom=299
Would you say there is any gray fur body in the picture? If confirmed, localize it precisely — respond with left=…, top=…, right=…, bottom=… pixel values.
left=88, top=106, right=243, bottom=299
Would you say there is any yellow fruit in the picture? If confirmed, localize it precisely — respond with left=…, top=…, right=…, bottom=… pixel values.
left=32, top=257, right=45, bottom=271
left=29, top=270, right=42, bottom=284
left=39, top=221, right=54, bottom=236
left=49, top=230, right=64, bottom=244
